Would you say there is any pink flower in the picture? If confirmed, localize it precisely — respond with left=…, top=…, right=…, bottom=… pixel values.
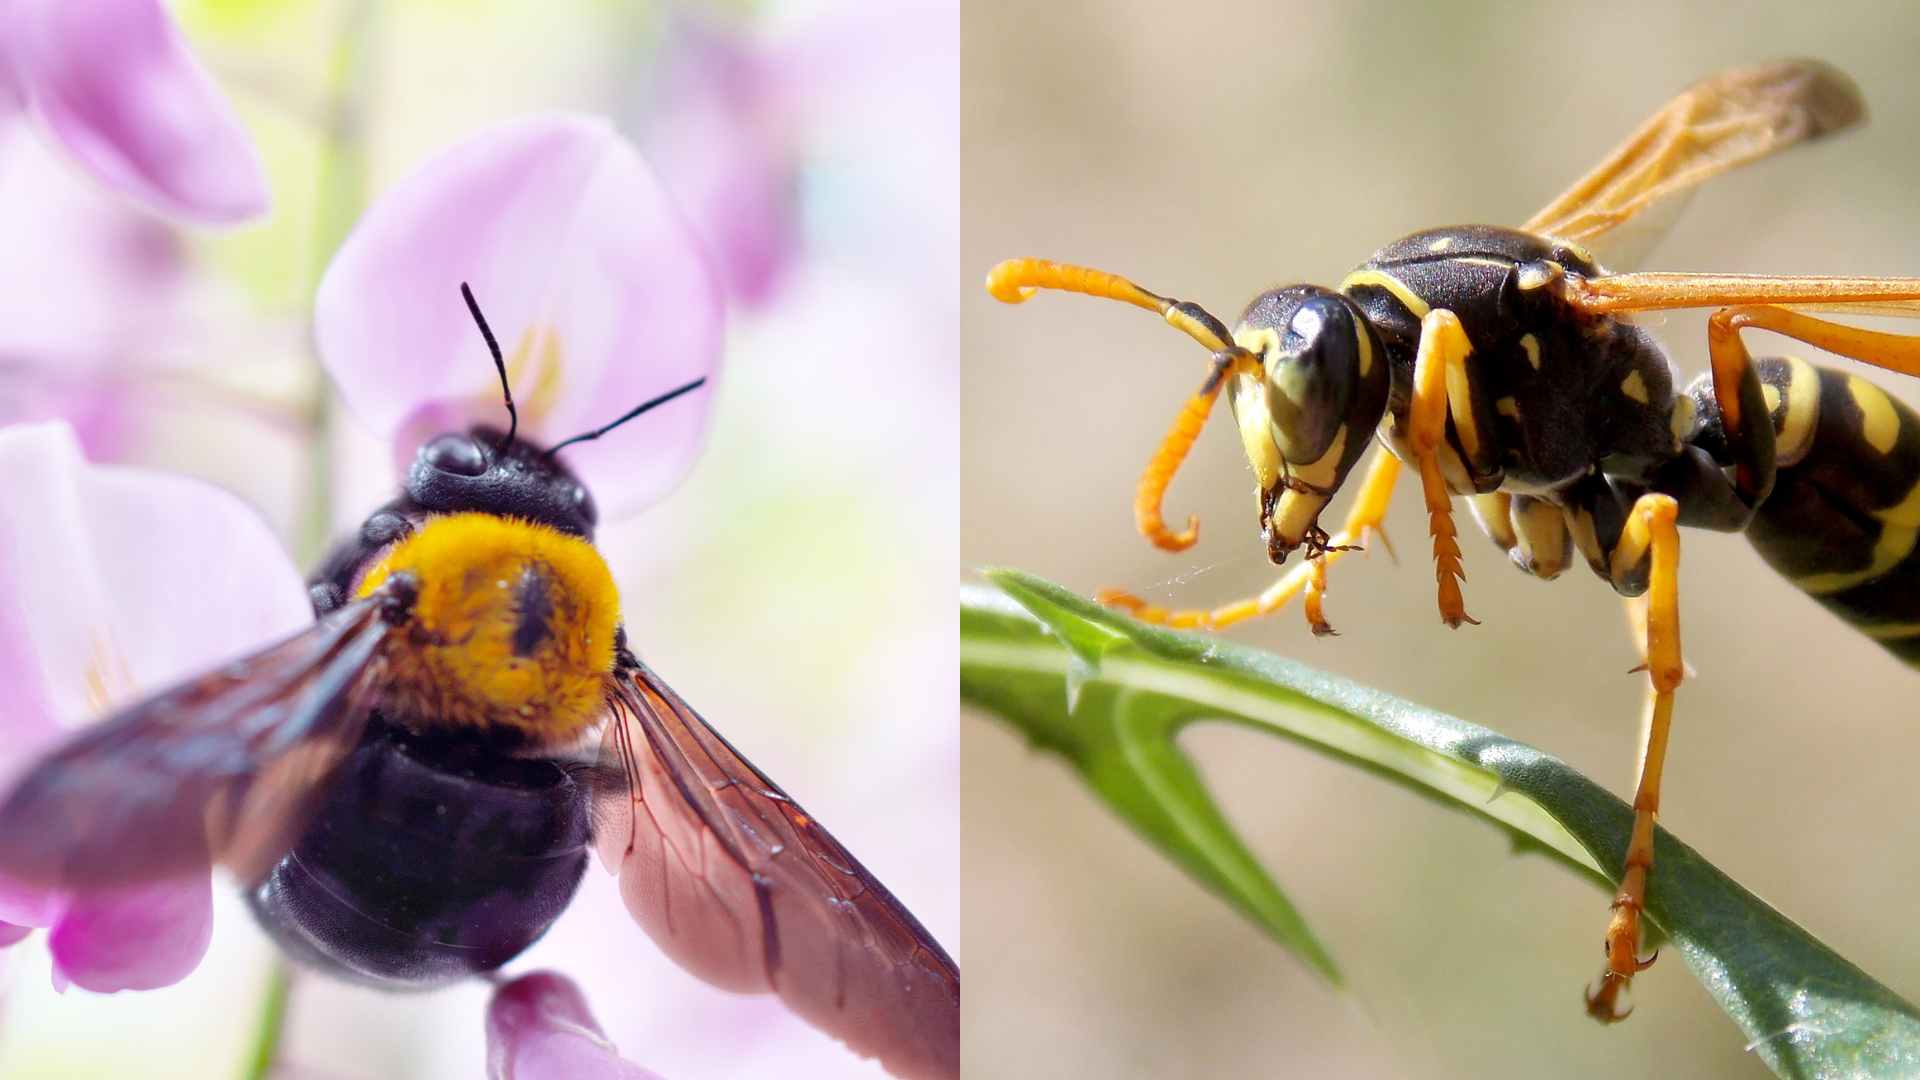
left=0, top=127, right=195, bottom=459
left=641, top=5, right=955, bottom=312
left=486, top=972, right=661, bottom=1080
left=644, top=16, right=797, bottom=309
left=0, top=0, right=268, bottom=224
left=0, top=421, right=310, bottom=991
left=315, top=114, right=722, bottom=521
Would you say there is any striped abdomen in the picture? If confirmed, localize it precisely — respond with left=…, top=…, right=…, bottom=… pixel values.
left=1740, top=358, right=1920, bottom=665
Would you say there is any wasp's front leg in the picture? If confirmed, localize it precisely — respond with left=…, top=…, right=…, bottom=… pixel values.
left=1408, top=309, right=1479, bottom=627
left=1098, top=446, right=1402, bottom=631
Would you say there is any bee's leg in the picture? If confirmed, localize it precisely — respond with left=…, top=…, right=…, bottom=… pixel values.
left=1099, top=447, right=1402, bottom=630
left=1132, top=350, right=1261, bottom=552
left=1408, top=309, right=1478, bottom=627
left=1584, top=492, right=1684, bottom=1023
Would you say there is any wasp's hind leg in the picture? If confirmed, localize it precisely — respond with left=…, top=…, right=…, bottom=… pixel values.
left=1099, top=448, right=1402, bottom=631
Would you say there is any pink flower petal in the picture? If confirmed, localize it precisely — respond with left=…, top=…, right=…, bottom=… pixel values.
left=487, top=971, right=663, bottom=1080
left=0, top=422, right=310, bottom=741
left=0, top=920, right=31, bottom=948
left=47, top=877, right=212, bottom=992
left=647, top=18, right=797, bottom=308
left=315, top=115, right=723, bottom=520
left=6, top=0, right=266, bottom=224
left=0, top=127, right=190, bottom=364
left=0, top=874, right=63, bottom=928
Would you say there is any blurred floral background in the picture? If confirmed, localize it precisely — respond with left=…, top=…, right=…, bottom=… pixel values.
left=965, top=3, right=1920, bottom=1078
left=0, top=0, right=956, bottom=1076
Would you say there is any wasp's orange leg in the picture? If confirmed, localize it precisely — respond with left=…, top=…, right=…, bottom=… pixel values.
left=1098, top=447, right=1403, bottom=631
left=1409, top=309, right=1478, bottom=627
left=1706, top=304, right=1920, bottom=498
left=1586, top=494, right=1683, bottom=1023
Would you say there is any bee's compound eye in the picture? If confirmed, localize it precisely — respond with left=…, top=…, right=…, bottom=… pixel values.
left=422, top=434, right=488, bottom=477
left=570, top=482, right=597, bottom=526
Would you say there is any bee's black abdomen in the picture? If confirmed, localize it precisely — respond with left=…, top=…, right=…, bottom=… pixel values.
left=248, top=719, right=591, bottom=987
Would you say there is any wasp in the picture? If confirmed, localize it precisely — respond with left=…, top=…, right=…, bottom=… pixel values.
left=985, top=58, right=1920, bottom=1021
left=0, top=286, right=959, bottom=1079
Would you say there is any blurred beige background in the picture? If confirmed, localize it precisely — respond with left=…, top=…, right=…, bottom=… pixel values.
left=964, top=4, right=1920, bottom=1077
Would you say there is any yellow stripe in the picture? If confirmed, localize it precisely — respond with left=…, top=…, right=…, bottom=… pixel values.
left=1848, top=376, right=1899, bottom=455
left=1340, top=270, right=1430, bottom=319
left=1668, top=394, right=1696, bottom=444
left=1864, top=621, right=1920, bottom=641
left=1795, top=476, right=1920, bottom=594
left=1520, top=333, right=1541, bottom=370
left=1496, top=397, right=1520, bottom=419
left=1620, top=371, right=1650, bottom=404
left=1271, top=426, right=1349, bottom=547
left=1468, top=493, right=1515, bottom=549
left=1565, top=506, right=1604, bottom=572
left=1445, top=356, right=1482, bottom=460
left=1228, top=363, right=1282, bottom=492
left=1777, top=356, right=1819, bottom=464
left=1512, top=498, right=1567, bottom=576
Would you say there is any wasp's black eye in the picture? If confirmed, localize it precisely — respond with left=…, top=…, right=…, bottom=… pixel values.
left=422, top=433, right=488, bottom=477
left=1258, top=292, right=1359, bottom=466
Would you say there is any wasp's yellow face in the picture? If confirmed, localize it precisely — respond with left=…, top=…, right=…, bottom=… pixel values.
left=356, top=513, right=620, bottom=744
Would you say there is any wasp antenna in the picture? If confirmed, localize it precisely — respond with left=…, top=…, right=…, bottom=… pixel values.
left=546, top=377, right=708, bottom=457
left=985, top=257, right=1242, bottom=357
left=460, top=282, right=518, bottom=449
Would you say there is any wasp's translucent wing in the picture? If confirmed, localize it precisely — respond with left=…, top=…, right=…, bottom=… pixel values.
left=594, top=662, right=959, bottom=1080
left=1522, top=59, right=1864, bottom=267
left=0, top=595, right=390, bottom=889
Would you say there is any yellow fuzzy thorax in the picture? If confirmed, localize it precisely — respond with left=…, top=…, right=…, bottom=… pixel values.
left=355, top=513, right=619, bottom=744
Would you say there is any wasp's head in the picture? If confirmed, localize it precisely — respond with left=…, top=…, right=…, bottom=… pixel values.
left=1229, top=286, right=1390, bottom=561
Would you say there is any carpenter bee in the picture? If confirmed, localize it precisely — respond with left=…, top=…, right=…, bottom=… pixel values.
left=0, top=286, right=959, bottom=1079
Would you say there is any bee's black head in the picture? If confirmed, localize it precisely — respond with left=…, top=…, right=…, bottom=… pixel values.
left=405, top=428, right=597, bottom=537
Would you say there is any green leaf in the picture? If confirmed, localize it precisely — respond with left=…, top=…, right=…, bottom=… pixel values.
left=961, top=569, right=1920, bottom=1080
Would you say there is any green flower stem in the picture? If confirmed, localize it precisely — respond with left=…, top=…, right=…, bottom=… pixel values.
left=295, top=0, right=377, bottom=566
left=241, top=959, right=292, bottom=1080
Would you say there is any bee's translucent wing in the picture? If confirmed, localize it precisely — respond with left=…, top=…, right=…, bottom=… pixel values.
left=0, top=595, right=390, bottom=889
left=594, top=662, right=959, bottom=1080
left=1523, top=59, right=1864, bottom=267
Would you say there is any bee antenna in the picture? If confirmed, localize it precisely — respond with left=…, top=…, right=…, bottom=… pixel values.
left=546, top=377, right=708, bottom=457
left=460, top=282, right=517, bottom=450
